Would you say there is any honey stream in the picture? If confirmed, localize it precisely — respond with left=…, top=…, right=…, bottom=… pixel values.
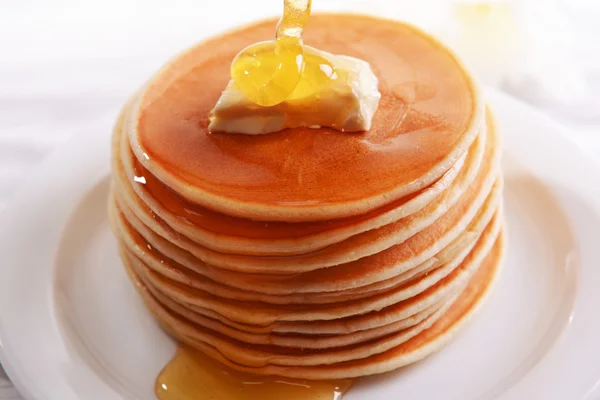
left=230, top=0, right=344, bottom=106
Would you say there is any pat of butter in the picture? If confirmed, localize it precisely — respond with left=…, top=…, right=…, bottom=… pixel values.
left=209, top=50, right=381, bottom=135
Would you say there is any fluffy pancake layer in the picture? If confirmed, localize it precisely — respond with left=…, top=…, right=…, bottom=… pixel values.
left=129, top=14, right=483, bottom=221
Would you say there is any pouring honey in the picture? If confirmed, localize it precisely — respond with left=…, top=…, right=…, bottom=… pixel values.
left=230, top=0, right=342, bottom=106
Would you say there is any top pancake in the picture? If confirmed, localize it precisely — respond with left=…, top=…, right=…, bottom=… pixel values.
left=129, top=14, right=483, bottom=221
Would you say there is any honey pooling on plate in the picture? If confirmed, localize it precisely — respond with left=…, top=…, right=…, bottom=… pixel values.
left=230, top=0, right=342, bottom=106
left=156, top=346, right=353, bottom=400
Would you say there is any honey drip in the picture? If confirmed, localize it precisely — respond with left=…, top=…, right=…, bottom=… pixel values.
left=230, top=0, right=343, bottom=106
left=155, top=346, right=353, bottom=400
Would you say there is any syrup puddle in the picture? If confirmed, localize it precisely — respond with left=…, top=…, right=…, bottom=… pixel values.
left=156, top=346, right=354, bottom=400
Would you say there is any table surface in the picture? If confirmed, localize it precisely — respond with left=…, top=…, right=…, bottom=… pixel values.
left=0, top=370, right=21, bottom=400
left=1, top=1, right=600, bottom=398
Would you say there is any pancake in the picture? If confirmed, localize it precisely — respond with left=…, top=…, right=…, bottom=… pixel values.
left=136, top=262, right=451, bottom=349
left=111, top=166, right=500, bottom=298
left=108, top=13, right=506, bottom=382
left=125, top=202, right=500, bottom=328
left=111, top=162, right=499, bottom=306
left=117, top=224, right=475, bottom=306
left=120, top=221, right=504, bottom=374
left=116, top=209, right=501, bottom=348
left=196, top=231, right=505, bottom=379
left=112, top=176, right=499, bottom=301
left=112, top=194, right=479, bottom=305
left=114, top=103, right=471, bottom=256
left=113, top=165, right=499, bottom=300
left=112, top=116, right=496, bottom=277
left=114, top=112, right=492, bottom=272
left=127, top=14, right=484, bottom=222
left=110, top=188, right=501, bottom=329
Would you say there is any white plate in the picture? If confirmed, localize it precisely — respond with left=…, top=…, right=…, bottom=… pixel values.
left=1, top=89, right=600, bottom=400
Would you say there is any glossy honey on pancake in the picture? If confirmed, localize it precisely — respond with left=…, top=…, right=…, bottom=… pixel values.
left=111, top=149, right=499, bottom=308
left=112, top=111, right=496, bottom=276
left=113, top=127, right=486, bottom=273
left=114, top=120, right=484, bottom=271
left=111, top=128, right=496, bottom=316
left=112, top=167, right=499, bottom=303
left=115, top=103, right=468, bottom=256
left=126, top=14, right=483, bottom=222
left=111, top=174, right=499, bottom=302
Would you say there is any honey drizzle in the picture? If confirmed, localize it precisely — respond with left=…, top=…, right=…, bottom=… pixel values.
left=230, top=0, right=340, bottom=107
left=276, top=0, right=311, bottom=39
left=155, top=346, right=353, bottom=400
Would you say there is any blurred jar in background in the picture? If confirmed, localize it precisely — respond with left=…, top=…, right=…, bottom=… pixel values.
left=436, top=0, right=600, bottom=122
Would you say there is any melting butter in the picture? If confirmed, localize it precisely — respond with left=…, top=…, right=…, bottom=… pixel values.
left=209, top=49, right=381, bottom=134
left=156, top=346, right=354, bottom=400
left=209, top=0, right=380, bottom=135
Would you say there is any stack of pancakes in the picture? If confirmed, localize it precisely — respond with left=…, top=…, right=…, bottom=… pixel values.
left=109, top=15, right=505, bottom=379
